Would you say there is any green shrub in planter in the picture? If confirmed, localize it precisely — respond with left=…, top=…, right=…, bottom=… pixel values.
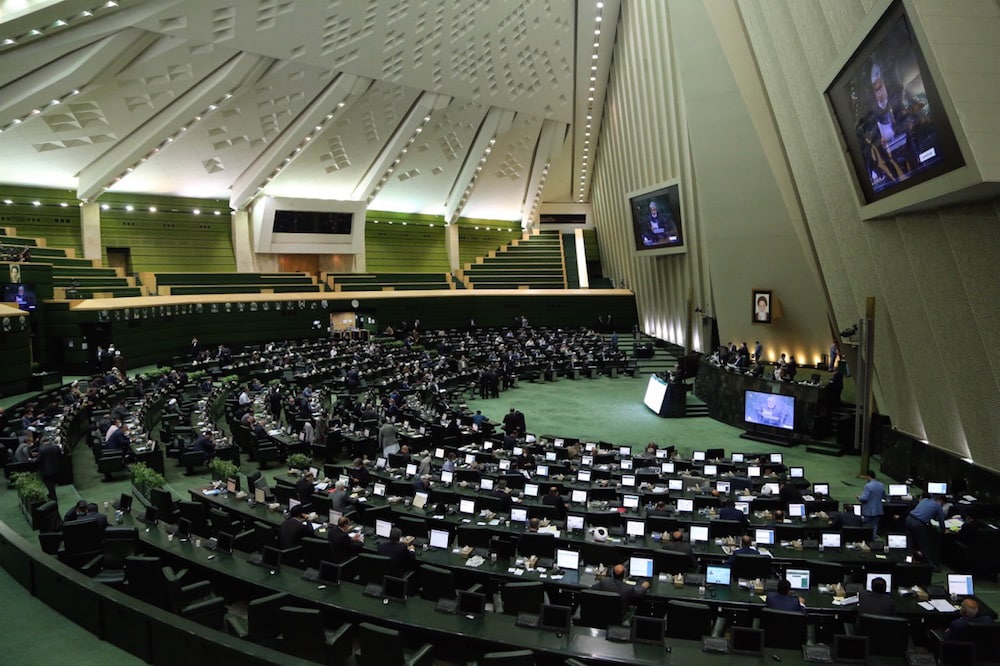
left=208, top=458, right=239, bottom=482
left=287, top=453, right=312, bottom=470
left=11, top=472, right=48, bottom=507
left=131, top=462, right=167, bottom=498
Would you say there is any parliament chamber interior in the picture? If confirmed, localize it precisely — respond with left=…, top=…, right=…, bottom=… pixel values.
left=2, top=1, right=1000, bottom=665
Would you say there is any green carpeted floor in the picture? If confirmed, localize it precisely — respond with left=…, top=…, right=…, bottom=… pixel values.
left=1, top=371, right=997, bottom=664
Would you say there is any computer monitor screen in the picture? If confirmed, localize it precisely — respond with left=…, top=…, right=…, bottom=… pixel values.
left=732, top=453, right=745, bottom=463
left=762, top=482, right=780, bottom=495
left=215, top=531, right=234, bottom=554
left=690, top=524, right=709, bottom=543
left=928, top=481, right=948, bottom=495
left=769, top=453, right=783, bottom=464
left=524, top=483, right=539, bottom=497
left=373, top=482, right=386, bottom=497
left=706, top=565, right=731, bottom=585
left=571, top=489, right=587, bottom=504
left=288, top=498, right=302, bottom=512
left=661, top=462, right=675, bottom=474
left=375, top=519, right=393, bottom=539
left=626, top=520, right=646, bottom=538
left=262, top=546, right=282, bottom=570
left=788, top=503, right=806, bottom=518
left=631, top=616, right=665, bottom=645
left=329, top=510, right=343, bottom=524
left=622, top=474, right=636, bottom=487
left=851, top=504, right=862, bottom=517
left=566, top=514, right=585, bottom=531
left=947, top=574, right=974, bottom=597
left=748, top=465, right=761, bottom=477
left=786, top=568, right=811, bottom=590
left=143, top=506, right=158, bottom=524
left=833, top=635, right=869, bottom=663
left=405, top=463, right=417, bottom=476
left=577, top=470, right=592, bottom=483
left=435, top=447, right=445, bottom=459
left=480, top=478, right=494, bottom=491
left=429, top=528, right=450, bottom=549
left=693, top=451, right=706, bottom=461
left=668, top=479, right=683, bottom=491
left=254, top=488, right=267, bottom=504
left=375, top=457, right=387, bottom=469
left=510, top=507, right=528, bottom=523
left=465, top=453, right=476, bottom=465
left=703, top=464, right=717, bottom=476
left=744, top=391, right=795, bottom=430
left=887, top=533, right=908, bottom=549
left=822, top=532, right=842, bottom=548
left=866, top=573, right=892, bottom=592
left=716, top=481, right=731, bottom=494
left=535, top=465, right=549, bottom=478
left=623, top=494, right=640, bottom=509
left=539, top=604, right=572, bottom=633
left=440, top=470, right=454, bottom=484
left=754, top=528, right=775, bottom=545
left=731, top=627, right=765, bottom=656
left=553, top=438, right=564, bottom=447
left=790, top=467, right=804, bottom=478
left=412, top=491, right=428, bottom=509
left=459, top=499, right=476, bottom=515
left=813, top=483, right=829, bottom=496
left=655, top=449, right=668, bottom=459
left=457, top=590, right=486, bottom=616
left=629, top=556, right=654, bottom=578
left=499, top=458, right=511, bottom=471
left=383, top=575, right=408, bottom=601
left=226, top=478, right=238, bottom=493
left=735, top=501, right=750, bottom=515
left=676, top=498, right=694, bottom=512
left=581, top=455, right=594, bottom=467
left=513, top=446, right=523, bottom=456
left=545, top=451, right=557, bottom=462
left=555, top=548, right=580, bottom=571
left=620, top=459, right=634, bottom=471
left=888, top=483, right=908, bottom=497
left=318, top=560, right=342, bottom=585
left=619, top=446, right=631, bottom=457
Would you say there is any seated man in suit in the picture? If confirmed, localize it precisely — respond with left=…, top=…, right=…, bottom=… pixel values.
left=192, top=429, right=216, bottom=462
left=857, top=576, right=894, bottom=630
left=945, top=598, right=994, bottom=641
left=726, top=535, right=759, bottom=566
left=104, top=422, right=131, bottom=452
left=328, top=516, right=364, bottom=563
left=377, top=527, right=416, bottom=576
left=490, top=479, right=514, bottom=512
left=279, top=506, right=314, bottom=549
left=348, top=458, right=371, bottom=488
left=542, top=486, right=567, bottom=519
left=295, top=472, right=317, bottom=505
left=719, top=500, right=749, bottom=527
left=591, top=563, right=650, bottom=615
left=64, top=499, right=89, bottom=523
left=662, top=530, right=697, bottom=569
left=766, top=578, right=806, bottom=613
left=328, top=480, right=357, bottom=514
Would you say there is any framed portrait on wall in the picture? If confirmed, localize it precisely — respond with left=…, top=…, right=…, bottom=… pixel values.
left=752, top=290, right=772, bottom=324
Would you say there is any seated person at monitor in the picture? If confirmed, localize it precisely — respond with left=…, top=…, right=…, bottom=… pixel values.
left=348, top=458, right=370, bottom=488
left=328, top=481, right=357, bottom=514
left=766, top=579, right=806, bottom=613
left=328, top=516, right=363, bottom=562
left=377, top=527, right=417, bottom=576
left=719, top=500, right=749, bottom=527
left=525, top=517, right=542, bottom=533
left=647, top=500, right=674, bottom=517
left=191, top=429, right=216, bottom=462
left=296, top=472, right=316, bottom=505
left=829, top=504, right=863, bottom=529
left=778, top=478, right=803, bottom=505
left=542, top=486, right=567, bottom=519
left=591, top=563, right=650, bottom=614
left=104, top=423, right=131, bottom=452
left=663, top=530, right=697, bottom=569
left=944, top=599, right=994, bottom=641
left=63, top=500, right=90, bottom=523
left=726, top=535, right=759, bottom=566
left=279, top=506, right=314, bottom=549
left=857, top=576, right=894, bottom=630
left=491, top=480, right=513, bottom=511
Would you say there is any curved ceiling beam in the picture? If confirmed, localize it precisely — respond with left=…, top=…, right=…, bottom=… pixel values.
left=0, top=30, right=157, bottom=129
left=229, top=73, right=371, bottom=210
left=352, top=91, right=452, bottom=204
left=444, top=106, right=515, bottom=224
left=78, top=52, right=269, bottom=202
left=521, top=118, right=569, bottom=228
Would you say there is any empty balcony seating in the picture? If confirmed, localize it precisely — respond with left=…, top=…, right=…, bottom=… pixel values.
left=143, top=272, right=319, bottom=296
left=326, top=272, right=454, bottom=292
left=462, top=230, right=566, bottom=289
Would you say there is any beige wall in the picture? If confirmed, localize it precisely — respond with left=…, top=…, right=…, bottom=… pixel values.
left=593, top=0, right=1000, bottom=471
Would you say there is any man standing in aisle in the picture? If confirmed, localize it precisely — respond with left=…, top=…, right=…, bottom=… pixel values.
left=857, top=470, right=885, bottom=541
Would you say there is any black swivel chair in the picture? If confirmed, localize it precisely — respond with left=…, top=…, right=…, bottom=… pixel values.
left=356, top=622, right=433, bottom=666
left=59, top=518, right=104, bottom=570
left=731, top=554, right=775, bottom=581
left=124, top=555, right=166, bottom=606
left=665, top=600, right=720, bottom=639
left=278, top=606, right=353, bottom=666
left=225, top=591, right=289, bottom=647
left=577, top=590, right=623, bottom=629
left=760, top=608, right=808, bottom=649
left=33, top=500, right=61, bottom=532
left=479, top=650, right=536, bottom=666
left=501, top=581, right=545, bottom=615
left=86, top=526, right=138, bottom=586
left=857, top=614, right=911, bottom=657
left=418, top=564, right=457, bottom=601
left=161, top=565, right=226, bottom=629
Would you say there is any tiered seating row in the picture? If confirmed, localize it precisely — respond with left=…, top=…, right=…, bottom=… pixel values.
left=462, top=230, right=566, bottom=289
left=325, top=272, right=454, bottom=292
left=141, top=272, right=319, bottom=296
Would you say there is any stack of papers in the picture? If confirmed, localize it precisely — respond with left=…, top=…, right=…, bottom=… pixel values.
left=918, top=600, right=959, bottom=612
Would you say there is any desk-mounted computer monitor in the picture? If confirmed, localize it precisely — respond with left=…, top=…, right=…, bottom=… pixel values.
left=621, top=474, right=636, bottom=487
left=620, top=459, right=633, bottom=471
left=566, top=514, right=585, bottom=532
left=693, top=451, right=706, bottom=462
left=373, top=482, right=387, bottom=497
left=822, top=532, right=842, bottom=549
left=581, top=455, right=594, bottom=467
left=748, top=465, right=762, bottom=477
left=570, top=489, right=587, bottom=504
left=887, top=533, right=908, bottom=550
left=429, top=528, right=450, bottom=549
left=626, top=519, right=645, bottom=538
left=555, top=548, right=580, bottom=571
left=545, top=451, right=557, bottom=462
left=788, top=503, right=806, bottom=518
left=754, top=528, right=775, bottom=546
left=499, top=458, right=511, bottom=471
left=706, top=565, right=731, bottom=586
left=457, top=589, right=486, bottom=617
left=731, top=453, right=745, bottom=463
left=375, top=519, right=393, bottom=539
left=735, top=501, right=750, bottom=515
left=577, top=470, right=592, bottom=483
left=947, top=574, right=974, bottom=597
left=619, top=446, right=632, bottom=457
left=676, top=498, right=694, bottom=512
left=510, top=507, right=528, bottom=523
left=786, top=568, right=811, bottom=590
left=888, top=484, right=908, bottom=497
left=440, top=470, right=454, bottom=485
left=434, top=447, right=445, bottom=459
left=539, top=604, right=572, bottom=634
left=623, top=494, right=640, bottom=510
left=480, top=478, right=494, bottom=491
left=690, top=524, right=709, bottom=543
left=813, top=483, right=829, bottom=496
left=927, top=481, right=948, bottom=495
left=762, top=482, right=780, bottom=496
left=535, top=465, right=549, bottom=478
left=629, top=556, right=654, bottom=578
left=405, top=463, right=417, bottom=477
left=661, top=462, right=675, bottom=474
left=668, top=479, right=683, bottom=491
left=789, top=467, right=804, bottom=479
left=716, top=481, right=731, bottom=494
left=459, top=499, right=476, bottom=515
left=524, top=483, right=539, bottom=498
left=703, top=464, right=717, bottom=477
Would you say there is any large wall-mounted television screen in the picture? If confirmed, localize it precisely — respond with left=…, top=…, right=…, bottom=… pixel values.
left=744, top=390, right=794, bottom=431
left=2, top=283, right=37, bottom=311
left=627, top=179, right=685, bottom=257
left=826, top=1, right=963, bottom=204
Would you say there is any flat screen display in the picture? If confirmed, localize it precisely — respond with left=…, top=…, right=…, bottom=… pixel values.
left=947, top=574, right=974, bottom=596
left=480, top=478, right=494, bottom=491
left=661, top=462, right=674, bottom=474
left=626, top=520, right=645, bottom=537
left=676, top=498, right=694, bottom=512
left=373, top=482, right=386, bottom=496
left=706, top=565, right=731, bottom=585
left=623, top=494, right=640, bottom=509
left=744, top=391, right=794, bottom=430
left=748, top=465, right=761, bottom=477
left=524, top=483, right=538, bottom=497
left=570, top=489, right=587, bottom=503
left=668, top=479, right=683, bottom=491
left=510, top=507, right=528, bottom=522
left=690, top=524, right=709, bottom=543
left=716, top=481, right=730, bottom=494
left=621, top=474, right=636, bottom=487
left=927, top=481, right=947, bottom=495
left=566, top=514, right=585, bottom=531
left=822, top=532, right=842, bottom=549
left=440, top=470, right=453, bottom=484
left=628, top=179, right=685, bottom=256
left=731, top=453, right=744, bottom=463
left=888, top=484, right=908, bottom=497
left=786, top=569, right=811, bottom=590
left=703, top=464, right=717, bottom=476
left=577, top=470, right=591, bottom=483
left=581, top=455, right=594, bottom=467
left=692, top=451, right=706, bottom=461
left=643, top=374, right=668, bottom=413
left=754, top=528, right=775, bottom=546
left=887, top=534, right=907, bottom=549
left=535, top=465, right=549, bottom=477
left=813, top=483, right=829, bottom=496
left=429, top=529, right=450, bottom=549
left=788, top=503, right=806, bottom=518
left=866, top=573, right=892, bottom=592
left=629, top=556, right=654, bottom=578
left=375, top=519, right=393, bottom=539
left=789, top=467, right=804, bottom=478
left=459, top=499, right=476, bottom=515
left=1, top=283, right=37, bottom=311
left=825, top=1, right=964, bottom=204
left=555, top=548, right=580, bottom=571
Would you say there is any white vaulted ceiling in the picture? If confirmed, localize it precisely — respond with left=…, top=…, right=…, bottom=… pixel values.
left=0, top=0, right=619, bottom=223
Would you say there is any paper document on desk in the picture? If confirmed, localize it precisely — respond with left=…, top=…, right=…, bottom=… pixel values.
left=928, top=599, right=958, bottom=612
left=832, top=595, right=859, bottom=606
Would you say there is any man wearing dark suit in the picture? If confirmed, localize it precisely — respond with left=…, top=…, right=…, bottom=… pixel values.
left=766, top=579, right=806, bottom=613
left=377, top=527, right=416, bottom=576
left=945, top=599, right=994, bottom=641
left=295, top=472, right=316, bottom=505
left=719, top=500, right=749, bottom=527
left=725, top=535, right=759, bottom=566
left=857, top=576, right=894, bottom=630
left=64, top=500, right=89, bottom=523
left=192, top=430, right=216, bottom=462
left=36, top=440, right=62, bottom=501
left=591, top=563, right=649, bottom=614
left=490, top=480, right=513, bottom=512
left=279, top=507, right=314, bottom=549
left=662, top=530, right=697, bottom=570
left=328, top=516, right=363, bottom=563
left=84, top=502, right=109, bottom=530
left=104, top=424, right=131, bottom=452
left=542, top=486, right=567, bottom=520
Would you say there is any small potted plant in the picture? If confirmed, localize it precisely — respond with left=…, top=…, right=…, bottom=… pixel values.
left=287, top=453, right=312, bottom=474
left=130, top=462, right=167, bottom=505
left=208, top=458, right=239, bottom=483
left=11, top=472, right=49, bottom=529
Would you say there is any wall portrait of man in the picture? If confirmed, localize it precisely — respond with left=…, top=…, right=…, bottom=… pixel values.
left=753, top=290, right=772, bottom=324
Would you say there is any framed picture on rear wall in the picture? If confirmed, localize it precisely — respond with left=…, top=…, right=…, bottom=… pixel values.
left=752, top=290, right=772, bottom=324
